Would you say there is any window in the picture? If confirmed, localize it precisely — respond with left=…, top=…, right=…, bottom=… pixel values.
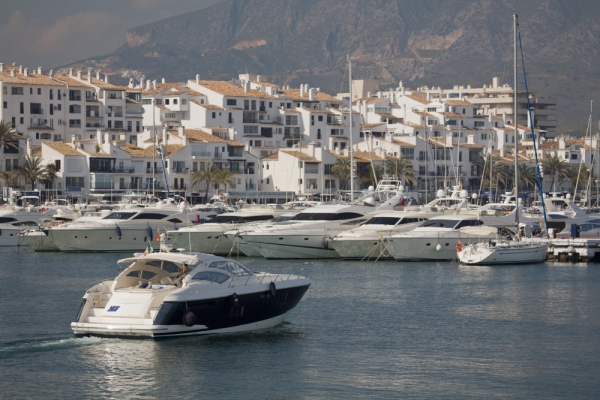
left=49, top=104, right=53, bottom=115
left=69, top=90, right=81, bottom=101
left=571, top=153, right=578, bottom=160
left=69, top=119, right=81, bottom=128
left=212, top=112, right=216, bottom=118
left=165, top=99, right=170, bottom=105
left=2, top=87, right=6, bottom=94
left=474, top=121, right=484, bottom=127
left=481, top=133, right=488, bottom=140
left=69, top=104, right=81, bottom=114
left=36, top=132, right=39, bottom=139
left=181, top=99, right=186, bottom=105
left=37, top=88, right=41, bottom=95
left=226, top=99, right=237, bottom=106
left=447, top=120, right=457, bottom=126
left=208, top=260, right=251, bottom=275
left=136, top=121, right=140, bottom=132
left=132, top=213, right=170, bottom=220
left=20, top=102, right=24, bottom=114
left=142, top=99, right=152, bottom=104
left=462, top=108, right=466, bottom=114
left=19, top=117, right=23, bottom=124
left=318, top=115, right=323, bottom=122
left=57, top=104, right=61, bottom=111
left=324, top=164, right=334, bottom=174
left=317, top=129, right=321, bottom=139
left=427, top=107, right=437, bottom=112
left=400, top=148, right=414, bottom=160
left=2, top=102, right=6, bottom=109
left=65, top=177, right=85, bottom=188
left=127, top=121, right=132, bottom=132
left=191, top=271, right=230, bottom=284
left=269, top=102, right=272, bottom=108
left=244, top=125, right=258, bottom=134
left=12, top=87, right=24, bottom=95
left=49, top=89, right=53, bottom=100
left=41, top=132, right=51, bottom=140
left=285, top=115, right=298, bottom=125
left=30, top=88, right=33, bottom=94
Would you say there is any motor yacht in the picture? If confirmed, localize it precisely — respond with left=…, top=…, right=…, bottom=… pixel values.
left=48, top=207, right=187, bottom=252
left=233, top=182, right=404, bottom=259
left=327, top=211, right=437, bottom=260
left=387, top=215, right=505, bottom=261
left=71, top=251, right=311, bottom=338
left=166, top=212, right=283, bottom=256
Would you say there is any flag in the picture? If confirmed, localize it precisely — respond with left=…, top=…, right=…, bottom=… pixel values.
left=143, top=241, right=153, bottom=256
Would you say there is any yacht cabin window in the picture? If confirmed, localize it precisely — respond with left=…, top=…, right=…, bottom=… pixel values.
left=419, top=219, right=481, bottom=228
left=291, top=212, right=364, bottom=221
left=208, top=260, right=252, bottom=276
left=191, top=271, right=230, bottom=284
left=103, top=212, right=137, bottom=220
left=0, top=217, right=18, bottom=224
left=132, top=213, right=170, bottom=220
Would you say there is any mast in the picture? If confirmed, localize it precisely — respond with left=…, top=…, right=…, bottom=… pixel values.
left=514, top=13, right=519, bottom=226
left=348, top=55, right=355, bottom=201
left=152, top=98, right=156, bottom=197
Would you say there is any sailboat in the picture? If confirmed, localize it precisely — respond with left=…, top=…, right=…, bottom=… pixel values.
left=457, top=14, right=548, bottom=265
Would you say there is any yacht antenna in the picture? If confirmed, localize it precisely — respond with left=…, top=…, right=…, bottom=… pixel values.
left=514, top=13, right=519, bottom=227
left=348, top=54, right=355, bottom=201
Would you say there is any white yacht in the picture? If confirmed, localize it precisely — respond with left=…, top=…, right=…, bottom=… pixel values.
left=233, top=184, right=403, bottom=259
left=166, top=212, right=281, bottom=256
left=48, top=208, right=187, bottom=252
left=387, top=215, right=502, bottom=261
left=328, top=211, right=436, bottom=260
left=72, top=251, right=311, bottom=338
left=0, top=211, right=42, bottom=248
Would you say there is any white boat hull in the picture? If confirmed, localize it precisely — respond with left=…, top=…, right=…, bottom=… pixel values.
left=50, top=227, right=161, bottom=252
left=388, top=234, right=492, bottom=261
left=168, top=230, right=240, bottom=256
left=0, top=226, right=27, bottom=248
left=240, top=233, right=341, bottom=259
left=19, top=230, right=59, bottom=251
left=329, top=237, right=393, bottom=260
left=458, top=242, right=548, bottom=265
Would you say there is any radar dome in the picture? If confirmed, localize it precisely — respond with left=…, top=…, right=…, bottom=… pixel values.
left=472, top=193, right=478, bottom=200
left=460, top=190, right=468, bottom=199
left=436, top=189, right=445, bottom=198
left=398, top=185, right=405, bottom=193
left=566, top=193, right=572, bottom=199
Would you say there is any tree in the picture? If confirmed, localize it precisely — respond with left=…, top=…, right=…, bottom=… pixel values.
left=511, top=163, right=538, bottom=192
left=385, top=158, right=417, bottom=186
left=0, top=170, right=17, bottom=188
left=40, top=163, right=58, bottom=189
left=566, top=165, right=589, bottom=192
left=359, top=164, right=382, bottom=187
left=542, top=154, right=570, bottom=191
left=331, top=157, right=351, bottom=190
left=0, top=120, right=20, bottom=150
left=19, top=156, right=46, bottom=190
left=214, top=168, right=237, bottom=193
left=191, top=162, right=217, bottom=200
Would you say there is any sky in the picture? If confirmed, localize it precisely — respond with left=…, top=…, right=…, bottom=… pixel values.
left=0, top=0, right=221, bottom=69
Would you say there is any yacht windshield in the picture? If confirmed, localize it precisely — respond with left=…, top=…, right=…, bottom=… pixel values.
left=419, top=219, right=465, bottom=228
left=208, top=260, right=252, bottom=276
left=292, top=212, right=363, bottom=221
left=209, top=214, right=274, bottom=223
left=271, top=215, right=294, bottom=222
left=364, top=217, right=401, bottom=225
left=102, top=212, right=137, bottom=220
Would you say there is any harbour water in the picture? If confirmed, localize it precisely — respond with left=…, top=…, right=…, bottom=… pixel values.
left=1, top=250, right=599, bottom=399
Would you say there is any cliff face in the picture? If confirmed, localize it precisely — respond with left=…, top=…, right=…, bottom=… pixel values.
left=63, top=0, right=600, bottom=133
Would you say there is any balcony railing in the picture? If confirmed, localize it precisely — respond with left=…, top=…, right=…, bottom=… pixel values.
left=86, top=123, right=104, bottom=129
left=228, top=151, right=244, bottom=158
left=192, top=151, right=212, bottom=157
left=146, top=168, right=164, bottom=174
left=246, top=183, right=256, bottom=190
left=30, top=118, right=49, bottom=127
left=115, top=167, right=136, bottom=173
left=173, top=167, right=186, bottom=173
left=70, top=123, right=82, bottom=128
left=90, top=167, right=116, bottom=173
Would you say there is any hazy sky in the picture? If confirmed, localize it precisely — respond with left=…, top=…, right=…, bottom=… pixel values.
left=0, top=0, right=220, bottom=69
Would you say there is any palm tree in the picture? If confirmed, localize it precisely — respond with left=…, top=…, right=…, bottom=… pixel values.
left=191, top=162, right=217, bottom=200
left=214, top=168, right=237, bottom=193
left=566, top=165, right=589, bottom=192
left=385, top=158, right=417, bottom=186
left=19, top=155, right=46, bottom=190
left=0, top=170, right=17, bottom=188
left=40, top=163, right=58, bottom=189
left=542, top=154, right=570, bottom=191
left=331, top=157, right=351, bottom=190
left=511, top=163, right=538, bottom=191
left=359, top=164, right=382, bottom=187
left=0, top=120, right=20, bottom=150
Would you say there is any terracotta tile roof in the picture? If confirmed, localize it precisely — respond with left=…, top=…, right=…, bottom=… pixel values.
left=325, top=150, right=348, bottom=159
left=43, top=142, right=83, bottom=156
left=280, top=89, right=341, bottom=103
left=164, top=87, right=205, bottom=97
left=302, top=108, right=331, bottom=113
left=352, top=97, right=387, bottom=105
left=353, top=151, right=384, bottom=162
left=31, top=147, right=42, bottom=157
left=445, top=99, right=472, bottom=106
left=52, top=74, right=93, bottom=88
left=262, top=153, right=279, bottom=160
left=282, top=108, right=301, bottom=113
left=428, top=138, right=451, bottom=148
left=441, top=112, right=463, bottom=117
left=414, top=111, right=437, bottom=118
left=182, top=129, right=227, bottom=143
left=280, top=150, right=320, bottom=162
left=82, top=75, right=123, bottom=90
left=126, top=98, right=140, bottom=104
left=0, top=69, right=64, bottom=86
left=404, top=95, right=430, bottom=105
left=196, top=80, right=275, bottom=98
left=197, top=104, right=225, bottom=110
left=82, top=150, right=113, bottom=158
left=252, top=80, right=279, bottom=88
left=392, top=139, right=416, bottom=147
left=204, top=126, right=228, bottom=131
left=227, top=140, right=246, bottom=147
left=156, top=105, right=168, bottom=110
left=491, top=115, right=504, bottom=120
left=459, top=143, right=485, bottom=148
left=375, top=113, right=397, bottom=119
left=403, top=122, right=426, bottom=129
left=361, top=123, right=386, bottom=129
left=120, top=143, right=185, bottom=157
left=143, top=82, right=185, bottom=96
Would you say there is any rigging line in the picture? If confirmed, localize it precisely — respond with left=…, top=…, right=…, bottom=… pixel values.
left=574, top=106, right=592, bottom=207
left=518, top=28, right=548, bottom=233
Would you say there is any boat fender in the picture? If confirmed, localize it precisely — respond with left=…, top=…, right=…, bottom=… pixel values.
left=456, top=242, right=463, bottom=252
left=182, top=310, right=197, bottom=327
left=116, top=225, right=122, bottom=237
left=270, top=281, right=277, bottom=298
left=147, top=226, right=153, bottom=239
left=232, top=292, right=240, bottom=309
left=436, top=243, right=442, bottom=251
left=155, top=233, right=161, bottom=242
left=195, top=214, right=200, bottom=223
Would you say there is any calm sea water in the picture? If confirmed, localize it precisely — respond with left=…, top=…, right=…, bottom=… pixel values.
left=0, top=249, right=599, bottom=399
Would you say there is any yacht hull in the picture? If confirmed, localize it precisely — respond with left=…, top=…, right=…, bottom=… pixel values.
left=388, top=235, right=488, bottom=261
left=458, top=243, right=548, bottom=265
left=50, top=227, right=162, bottom=252
left=0, top=226, right=28, bottom=248
left=240, top=233, right=340, bottom=259
left=19, top=230, right=59, bottom=251
left=168, top=231, right=240, bottom=256
left=329, top=237, right=394, bottom=260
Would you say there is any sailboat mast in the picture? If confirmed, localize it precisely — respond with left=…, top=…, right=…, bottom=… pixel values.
left=514, top=13, right=519, bottom=226
left=349, top=55, right=355, bottom=201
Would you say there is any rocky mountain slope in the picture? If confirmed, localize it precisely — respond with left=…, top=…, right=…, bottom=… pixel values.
left=63, top=0, right=600, bottom=134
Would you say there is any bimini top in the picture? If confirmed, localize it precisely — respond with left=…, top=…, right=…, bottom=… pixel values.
left=118, top=252, right=202, bottom=266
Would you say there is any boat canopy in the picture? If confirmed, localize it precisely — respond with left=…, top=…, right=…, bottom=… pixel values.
left=459, top=226, right=498, bottom=236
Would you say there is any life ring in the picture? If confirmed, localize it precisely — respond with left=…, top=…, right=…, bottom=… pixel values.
left=39, top=207, right=48, bottom=213
left=456, top=242, right=463, bottom=252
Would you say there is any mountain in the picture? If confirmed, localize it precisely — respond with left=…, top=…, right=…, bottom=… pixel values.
left=62, top=0, right=600, bottom=134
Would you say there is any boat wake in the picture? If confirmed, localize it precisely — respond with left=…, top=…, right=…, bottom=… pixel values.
left=0, top=336, right=113, bottom=357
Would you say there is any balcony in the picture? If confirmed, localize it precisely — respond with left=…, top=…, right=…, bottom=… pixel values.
left=86, top=111, right=102, bottom=118
left=30, top=118, right=49, bottom=128
left=227, top=150, right=244, bottom=158
left=115, top=167, right=136, bottom=173
left=107, top=94, right=123, bottom=100
left=192, top=151, right=213, bottom=157
left=173, top=167, right=186, bottom=173
left=146, top=168, right=164, bottom=174
left=243, top=113, right=258, bottom=124
left=126, top=109, right=143, bottom=116
left=69, top=123, right=82, bottom=129
left=86, top=122, right=104, bottom=129
left=246, top=183, right=256, bottom=190
left=69, top=96, right=81, bottom=101
left=90, top=166, right=116, bottom=173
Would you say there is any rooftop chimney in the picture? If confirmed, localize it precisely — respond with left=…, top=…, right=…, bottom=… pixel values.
left=37, top=67, right=42, bottom=75
left=49, top=69, right=53, bottom=77
left=492, top=77, right=498, bottom=89
left=161, top=77, right=165, bottom=84
left=69, top=68, right=74, bottom=77
left=18, top=65, right=23, bottom=74
left=152, top=80, right=157, bottom=90
left=196, top=74, right=200, bottom=84
left=146, top=80, right=151, bottom=90
left=77, top=70, right=82, bottom=80
left=104, top=74, right=109, bottom=83
left=128, top=78, right=134, bottom=88
left=256, top=75, right=261, bottom=82
left=23, top=68, right=28, bottom=77
left=10, top=69, right=15, bottom=77
left=309, top=88, right=315, bottom=101
left=96, top=70, right=100, bottom=80
left=300, top=84, right=305, bottom=97
left=0, top=63, right=3, bottom=72
left=97, top=130, right=103, bottom=147
left=87, top=74, right=92, bottom=84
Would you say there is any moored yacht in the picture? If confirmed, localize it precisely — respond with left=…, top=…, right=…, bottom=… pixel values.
left=328, top=211, right=436, bottom=260
left=48, top=208, right=187, bottom=252
left=72, top=251, right=311, bottom=338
